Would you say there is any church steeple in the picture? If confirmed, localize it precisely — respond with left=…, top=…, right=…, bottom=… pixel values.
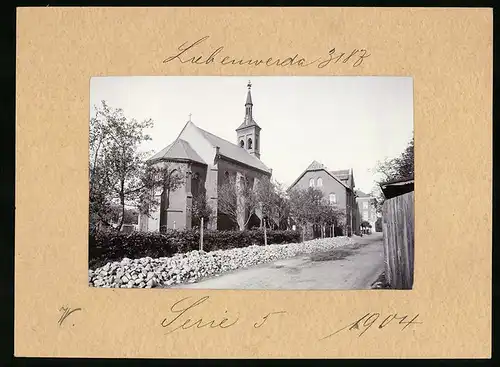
left=236, top=80, right=261, bottom=159
left=245, top=80, right=253, bottom=120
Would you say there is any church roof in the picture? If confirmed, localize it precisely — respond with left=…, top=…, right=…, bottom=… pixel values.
left=195, top=124, right=271, bottom=174
left=147, top=82, right=271, bottom=175
left=147, top=120, right=272, bottom=175
left=236, top=118, right=260, bottom=131
left=147, top=138, right=206, bottom=165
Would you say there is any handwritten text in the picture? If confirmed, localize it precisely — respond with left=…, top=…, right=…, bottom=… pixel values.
left=58, top=306, right=82, bottom=327
left=320, top=312, right=423, bottom=340
left=163, top=36, right=370, bottom=69
left=160, top=296, right=286, bottom=335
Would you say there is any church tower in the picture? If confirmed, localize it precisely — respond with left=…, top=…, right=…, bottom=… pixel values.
left=236, top=81, right=261, bottom=159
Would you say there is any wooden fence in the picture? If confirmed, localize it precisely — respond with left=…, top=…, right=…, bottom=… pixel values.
left=381, top=191, right=414, bottom=289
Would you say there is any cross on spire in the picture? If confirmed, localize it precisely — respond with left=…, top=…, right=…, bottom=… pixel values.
left=247, top=80, right=252, bottom=89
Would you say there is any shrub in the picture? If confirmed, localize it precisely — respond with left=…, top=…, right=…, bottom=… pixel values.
left=89, top=228, right=301, bottom=269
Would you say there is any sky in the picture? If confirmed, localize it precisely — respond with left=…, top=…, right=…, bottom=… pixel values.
left=90, top=76, right=413, bottom=194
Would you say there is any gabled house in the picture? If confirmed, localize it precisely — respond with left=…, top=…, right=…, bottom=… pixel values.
left=288, top=160, right=357, bottom=237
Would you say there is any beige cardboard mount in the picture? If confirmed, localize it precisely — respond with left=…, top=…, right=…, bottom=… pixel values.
left=15, top=7, right=492, bottom=358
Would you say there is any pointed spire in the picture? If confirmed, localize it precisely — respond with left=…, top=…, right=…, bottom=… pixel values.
left=236, top=81, right=260, bottom=131
left=244, top=80, right=253, bottom=124
left=246, top=80, right=253, bottom=105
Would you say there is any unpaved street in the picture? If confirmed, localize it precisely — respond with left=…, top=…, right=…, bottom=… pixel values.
left=178, top=233, right=384, bottom=290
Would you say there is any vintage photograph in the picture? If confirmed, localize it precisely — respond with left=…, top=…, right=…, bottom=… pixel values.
left=88, top=76, right=414, bottom=290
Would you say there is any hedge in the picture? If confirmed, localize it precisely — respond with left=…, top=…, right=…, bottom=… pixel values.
left=89, top=228, right=301, bottom=270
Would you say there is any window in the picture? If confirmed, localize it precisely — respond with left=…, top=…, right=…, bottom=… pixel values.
left=191, top=173, right=200, bottom=197
left=309, top=178, right=315, bottom=187
left=363, top=211, right=369, bottom=220
left=317, top=178, right=323, bottom=187
left=255, top=136, right=259, bottom=150
left=239, top=140, right=244, bottom=148
left=363, top=201, right=369, bottom=209
left=329, top=193, right=336, bottom=204
left=247, top=138, right=253, bottom=149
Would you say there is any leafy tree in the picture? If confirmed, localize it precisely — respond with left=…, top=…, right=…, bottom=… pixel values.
left=375, top=136, right=414, bottom=183
left=109, top=205, right=139, bottom=225
left=371, top=134, right=414, bottom=213
left=89, top=101, right=183, bottom=232
left=289, top=187, right=342, bottom=241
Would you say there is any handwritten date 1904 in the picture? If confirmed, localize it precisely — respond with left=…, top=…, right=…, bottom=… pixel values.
left=320, top=313, right=422, bottom=340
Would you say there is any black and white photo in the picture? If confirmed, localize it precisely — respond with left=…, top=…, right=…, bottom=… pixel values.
left=88, top=76, right=414, bottom=290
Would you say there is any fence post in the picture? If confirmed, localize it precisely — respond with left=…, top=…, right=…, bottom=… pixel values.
left=173, top=221, right=176, bottom=230
left=200, top=217, right=204, bottom=252
left=264, top=219, right=268, bottom=246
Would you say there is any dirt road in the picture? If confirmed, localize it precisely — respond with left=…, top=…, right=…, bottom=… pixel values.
left=178, top=233, right=384, bottom=290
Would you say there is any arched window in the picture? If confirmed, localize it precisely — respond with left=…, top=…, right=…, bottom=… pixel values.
left=255, top=136, right=259, bottom=150
left=317, top=178, right=323, bottom=187
left=239, top=140, right=244, bottom=148
left=191, top=172, right=200, bottom=197
left=309, top=178, right=315, bottom=187
left=247, top=138, right=253, bottom=150
left=329, top=193, right=337, bottom=204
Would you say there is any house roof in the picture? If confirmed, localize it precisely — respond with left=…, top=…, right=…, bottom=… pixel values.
left=330, top=169, right=350, bottom=179
left=147, top=138, right=206, bottom=165
left=380, top=177, right=414, bottom=199
left=289, top=160, right=351, bottom=190
left=306, top=160, right=326, bottom=171
left=330, top=169, right=355, bottom=188
left=195, top=124, right=271, bottom=174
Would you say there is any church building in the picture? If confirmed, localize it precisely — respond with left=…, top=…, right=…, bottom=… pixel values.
left=138, top=82, right=272, bottom=232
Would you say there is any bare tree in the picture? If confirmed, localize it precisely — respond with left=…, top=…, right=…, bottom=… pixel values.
left=273, top=181, right=291, bottom=230
left=218, top=173, right=258, bottom=231
left=191, top=192, right=212, bottom=229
